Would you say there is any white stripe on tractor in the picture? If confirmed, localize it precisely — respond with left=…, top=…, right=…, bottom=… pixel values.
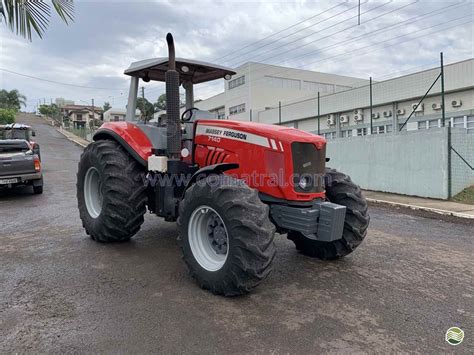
left=270, top=139, right=277, bottom=150
left=195, top=124, right=270, bottom=148
left=279, top=141, right=284, bottom=151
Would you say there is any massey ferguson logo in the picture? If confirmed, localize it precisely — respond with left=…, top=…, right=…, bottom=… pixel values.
left=205, top=128, right=247, bottom=140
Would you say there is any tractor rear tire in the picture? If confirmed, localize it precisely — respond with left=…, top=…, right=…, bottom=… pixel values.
left=77, top=140, right=147, bottom=242
left=288, top=168, right=369, bottom=260
left=178, top=175, right=276, bottom=296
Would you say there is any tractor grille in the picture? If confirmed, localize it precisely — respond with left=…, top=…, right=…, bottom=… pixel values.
left=205, top=149, right=228, bottom=165
left=291, top=142, right=326, bottom=193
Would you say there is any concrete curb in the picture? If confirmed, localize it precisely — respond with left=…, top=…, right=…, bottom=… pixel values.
left=56, top=128, right=89, bottom=148
left=366, top=198, right=474, bottom=219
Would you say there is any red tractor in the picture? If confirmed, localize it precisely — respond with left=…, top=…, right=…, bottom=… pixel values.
left=77, top=34, right=369, bottom=296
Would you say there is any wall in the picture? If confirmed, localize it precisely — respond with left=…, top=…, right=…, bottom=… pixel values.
left=451, top=128, right=474, bottom=195
left=326, top=128, right=450, bottom=199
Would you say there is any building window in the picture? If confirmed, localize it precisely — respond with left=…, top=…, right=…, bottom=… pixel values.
left=357, top=128, right=367, bottom=136
left=428, top=119, right=439, bottom=129
left=217, top=112, right=225, bottom=120
left=418, top=121, right=427, bottom=130
left=228, top=76, right=245, bottom=89
left=373, top=126, right=385, bottom=134
left=76, top=114, right=83, bottom=121
left=265, top=76, right=300, bottom=90
left=386, top=124, right=393, bottom=133
left=114, top=115, right=120, bottom=121
left=229, top=103, right=245, bottom=116
left=324, top=132, right=336, bottom=140
left=341, top=130, right=352, bottom=137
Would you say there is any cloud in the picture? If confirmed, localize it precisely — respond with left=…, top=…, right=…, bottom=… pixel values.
left=1, top=0, right=472, bottom=111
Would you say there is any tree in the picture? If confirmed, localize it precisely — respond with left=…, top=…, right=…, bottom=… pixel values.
left=0, top=108, right=16, bottom=124
left=103, top=101, right=111, bottom=112
left=38, top=103, right=59, bottom=119
left=154, top=94, right=167, bottom=112
left=136, top=97, right=154, bottom=120
left=0, top=0, right=74, bottom=41
left=0, top=89, right=26, bottom=111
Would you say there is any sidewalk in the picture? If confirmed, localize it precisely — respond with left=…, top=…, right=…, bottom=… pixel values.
left=363, top=190, right=474, bottom=219
left=57, top=127, right=90, bottom=148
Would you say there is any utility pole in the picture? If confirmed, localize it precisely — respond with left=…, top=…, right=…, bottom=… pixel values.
left=369, top=77, right=373, bottom=134
left=317, top=91, right=320, bottom=135
left=358, top=0, right=361, bottom=25
left=440, top=52, right=446, bottom=127
left=278, top=101, right=281, bottom=125
left=91, top=98, right=95, bottom=130
left=141, top=87, right=145, bottom=99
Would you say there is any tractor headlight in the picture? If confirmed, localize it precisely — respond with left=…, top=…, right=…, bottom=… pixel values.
left=298, top=175, right=313, bottom=191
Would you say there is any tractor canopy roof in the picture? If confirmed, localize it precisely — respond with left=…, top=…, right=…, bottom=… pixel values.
left=124, top=57, right=236, bottom=84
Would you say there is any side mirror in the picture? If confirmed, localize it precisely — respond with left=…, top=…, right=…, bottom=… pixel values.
left=32, top=131, right=36, bottom=137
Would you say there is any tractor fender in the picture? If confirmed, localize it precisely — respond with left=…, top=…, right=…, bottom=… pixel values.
left=183, top=163, right=239, bottom=196
left=93, top=123, right=153, bottom=168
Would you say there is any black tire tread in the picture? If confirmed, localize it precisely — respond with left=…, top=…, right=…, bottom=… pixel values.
left=77, top=140, right=147, bottom=242
left=178, top=175, right=276, bottom=296
left=288, top=168, right=369, bottom=260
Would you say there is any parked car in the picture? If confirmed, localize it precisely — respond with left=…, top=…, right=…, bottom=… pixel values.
left=0, top=123, right=41, bottom=160
left=0, top=139, right=43, bottom=194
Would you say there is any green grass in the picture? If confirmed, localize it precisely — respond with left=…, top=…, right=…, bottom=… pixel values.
left=452, top=186, right=474, bottom=205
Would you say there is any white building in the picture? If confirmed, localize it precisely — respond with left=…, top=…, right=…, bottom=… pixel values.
left=196, top=62, right=369, bottom=121
left=197, top=59, right=474, bottom=137
left=104, top=108, right=140, bottom=122
left=55, top=98, right=75, bottom=107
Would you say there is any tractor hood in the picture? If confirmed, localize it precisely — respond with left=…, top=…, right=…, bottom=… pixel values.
left=195, top=119, right=327, bottom=146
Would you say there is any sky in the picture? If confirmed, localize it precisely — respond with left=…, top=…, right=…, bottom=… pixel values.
left=1, top=0, right=472, bottom=112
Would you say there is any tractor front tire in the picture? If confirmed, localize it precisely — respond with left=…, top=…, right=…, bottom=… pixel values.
left=77, top=140, right=147, bottom=242
left=288, top=168, right=369, bottom=260
left=178, top=175, right=276, bottom=296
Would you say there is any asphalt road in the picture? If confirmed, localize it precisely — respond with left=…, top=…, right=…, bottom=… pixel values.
left=1, top=114, right=472, bottom=353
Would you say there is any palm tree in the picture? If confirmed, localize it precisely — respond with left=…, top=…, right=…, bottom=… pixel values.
left=0, top=0, right=74, bottom=41
left=0, top=89, right=27, bottom=111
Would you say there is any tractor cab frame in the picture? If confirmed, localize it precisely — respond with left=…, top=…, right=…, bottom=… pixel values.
left=123, top=57, right=236, bottom=121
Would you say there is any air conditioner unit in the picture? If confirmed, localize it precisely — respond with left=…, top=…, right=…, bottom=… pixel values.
left=383, top=110, right=392, bottom=117
left=397, top=108, right=405, bottom=115
left=451, top=99, right=462, bottom=107
left=432, top=103, right=442, bottom=110
left=327, top=114, right=335, bottom=126
left=339, top=115, right=349, bottom=124
left=372, top=112, right=380, bottom=119
left=412, top=103, right=424, bottom=112
left=354, top=114, right=364, bottom=122
left=354, top=109, right=363, bottom=115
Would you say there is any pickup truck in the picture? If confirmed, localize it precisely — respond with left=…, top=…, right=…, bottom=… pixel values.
left=0, top=123, right=41, bottom=160
left=0, top=139, right=43, bottom=194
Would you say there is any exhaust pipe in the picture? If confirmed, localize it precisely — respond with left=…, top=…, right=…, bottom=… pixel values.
left=165, top=33, right=181, bottom=160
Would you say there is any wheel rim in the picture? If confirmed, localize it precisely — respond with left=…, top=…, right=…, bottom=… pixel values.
left=84, top=167, right=102, bottom=218
left=188, top=205, right=229, bottom=272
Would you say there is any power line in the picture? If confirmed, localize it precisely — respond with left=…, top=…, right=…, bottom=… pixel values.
left=276, top=1, right=464, bottom=66
left=225, top=7, right=471, bottom=100
left=0, top=68, right=128, bottom=91
left=212, top=2, right=347, bottom=62
left=224, top=2, right=364, bottom=66
left=228, top=0, right=394, bottom=67
left=246, top=0, right=418, bottom=67
left=207, top=16, right=471, bottom=107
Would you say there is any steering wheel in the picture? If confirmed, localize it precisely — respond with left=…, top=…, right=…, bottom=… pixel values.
left=181, top=107, right=199, bottom=122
